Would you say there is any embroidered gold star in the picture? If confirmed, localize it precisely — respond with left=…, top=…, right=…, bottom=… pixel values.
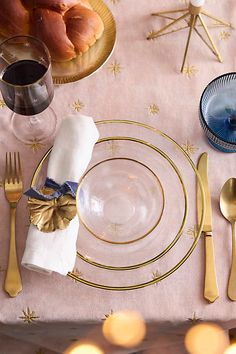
left=182, top=141, right=198, bottom=155
left=73, top=100, right=84, bottom=112
left=108, top=61, right=122, bottom=76
left=152, top=270, right=162, bottom=286
left=218, top=30, right=231, bottom=40
left=107, top=223, right=120, bottom=234
left=187, top=225, right=198, bottom=239
left=148, top=104, right=160, bottom=115
left=19, top=308, right=39, bottom=324
left=187, top=312, right=202, bottom=325
left=106, top=141, right=120, bottom=155
left=103, top=309, right=114, bottom=320
left=0, top=99, right=5, bottom=108
left=71, top=268, right=83, bottom=282
left=26, top=138, right=44, bottom=153
left=182, top=65, right=198, bottom=79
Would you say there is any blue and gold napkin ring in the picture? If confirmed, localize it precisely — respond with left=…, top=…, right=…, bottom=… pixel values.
left=25, top=178, right=78, bottom=233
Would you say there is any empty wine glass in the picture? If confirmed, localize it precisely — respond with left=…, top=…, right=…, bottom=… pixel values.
left=0, top=35, right=57, bottom=143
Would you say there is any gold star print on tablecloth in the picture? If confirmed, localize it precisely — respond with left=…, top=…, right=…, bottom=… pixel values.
left=187, top=312, right=202, bottom=325
left=0, top=99, right=6, bottom=108
left=187, top=225, right=198, bottom=240
left=107, top=61, right=122, bottom=76
left=148, top=104, right=160, bottom=115
left=73, top=99, right=85, bottom=112
left=70, top=268, right=83, bottom=283
left=19, top=307, right=40, bottom=324
left=25, top=138, right=45, bottom=153
left=182, top=64, right=198, bottom=79
left=218, top=30, right=231, bottom=40
left=106, top=141, right=120, bottom=155
left=152, top=270, right=162, bottom=286
left=181, top=141, right=199, bottom=156
left=109, top=0, right=120, bottom=4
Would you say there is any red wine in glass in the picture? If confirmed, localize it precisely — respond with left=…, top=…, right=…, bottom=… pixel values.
left=1, top=59, right=53, bottom=116
left=0, top=35, right=56, bottom=143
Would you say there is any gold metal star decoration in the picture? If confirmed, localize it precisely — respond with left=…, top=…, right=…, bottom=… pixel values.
left=182, top=64, right=198, bottom=79
left=187, top=312, right=202, bottom=325
left=187, top=225, right=198, bottom=239
left=218, top=30, right=231, bottom=40
left=182, top=141, right=198, bottom=156
left=73, top=100, right=84, bottom=112
left=152, top=270, right=162, bottom=286
left=148, top=104, right=160, bottom=115
left=19, top=307, right=39, bottom=324
left=108, top=61, right=122, bottom=76
left=106, top=141, right=120, bottom=155
left=0, top=99, right=6, bottom=108
left=102, top=309, right=114, bottom=321
left=26, top=138, right=45, bottom=153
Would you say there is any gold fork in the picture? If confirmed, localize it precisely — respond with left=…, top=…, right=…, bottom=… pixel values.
left=4, top=152, right=23, bottom=297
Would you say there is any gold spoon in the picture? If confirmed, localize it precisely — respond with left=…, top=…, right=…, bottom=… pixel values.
left=220, top=178, right=236, bottom=301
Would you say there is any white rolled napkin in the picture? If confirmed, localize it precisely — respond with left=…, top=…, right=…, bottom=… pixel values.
left=22, top=114, right=99, bottom=275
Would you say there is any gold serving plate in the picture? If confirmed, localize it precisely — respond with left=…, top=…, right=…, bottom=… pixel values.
left=52, top=0, right=116, bottom=84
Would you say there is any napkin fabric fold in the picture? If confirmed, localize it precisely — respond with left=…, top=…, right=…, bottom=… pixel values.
left=21, top=114, right=99, bottom=275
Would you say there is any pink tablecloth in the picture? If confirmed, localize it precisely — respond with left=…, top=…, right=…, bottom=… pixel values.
left=0, top=0, right=236, bottom=353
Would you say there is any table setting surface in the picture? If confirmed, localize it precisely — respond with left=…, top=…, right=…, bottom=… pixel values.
left=0, top=0, right=236, bottom=353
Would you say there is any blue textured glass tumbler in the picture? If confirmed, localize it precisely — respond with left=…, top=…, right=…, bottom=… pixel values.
left=200, top=73, right=236, bottom=152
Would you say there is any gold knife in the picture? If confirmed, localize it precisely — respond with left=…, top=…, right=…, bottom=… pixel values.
left=197, top=152, right=219, bottom=303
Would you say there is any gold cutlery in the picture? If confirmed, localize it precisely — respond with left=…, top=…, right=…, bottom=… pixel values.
left=220, top=178, right=236, bottom=301
left=197, top=152, right=219, bottom=303
left=4, top=152, right=23, bottom=297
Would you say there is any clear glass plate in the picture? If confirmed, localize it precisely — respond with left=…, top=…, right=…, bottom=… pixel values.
left=31, top=120, right=205, bottom=290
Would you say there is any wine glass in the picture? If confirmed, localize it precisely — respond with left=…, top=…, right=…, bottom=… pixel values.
left=0, top=35, right=57, bottom=143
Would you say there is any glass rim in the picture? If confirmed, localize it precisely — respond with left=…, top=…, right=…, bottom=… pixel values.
left=199, top=71, right=236, bottom=148
left=0, top=35, right=52, bottom=88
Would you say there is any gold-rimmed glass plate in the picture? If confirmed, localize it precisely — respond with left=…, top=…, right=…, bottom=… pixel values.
left=52, top=0, right=116, bottom=84
left=31, top=120, right=205, bottom=290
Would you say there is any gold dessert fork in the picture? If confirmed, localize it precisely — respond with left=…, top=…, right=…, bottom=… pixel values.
left=4, top=152, right=23, bottom=297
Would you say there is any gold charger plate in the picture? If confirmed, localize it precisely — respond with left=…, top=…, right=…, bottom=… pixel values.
left=52, top=0, right=116, bottom=84
left=31, top=120, right=205, bottom=291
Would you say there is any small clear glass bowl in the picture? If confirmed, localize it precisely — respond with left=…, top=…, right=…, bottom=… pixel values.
left=199, top=72, right=236, bottom=153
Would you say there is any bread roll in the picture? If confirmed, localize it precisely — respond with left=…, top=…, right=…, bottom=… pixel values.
left=0, top=0, right=104, bottom=62
left=65, top=4, right=104, bottom=54
left=0, top=0, right=29, bottom=37
left=33, top=8, right=76, bottom=62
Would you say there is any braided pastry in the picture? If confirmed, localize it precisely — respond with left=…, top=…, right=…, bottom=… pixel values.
left=0, top=0, right=104, bottom=62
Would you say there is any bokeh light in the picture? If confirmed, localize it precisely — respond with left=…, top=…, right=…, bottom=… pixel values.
left=102, top=310, right=146, bottom=348
left=224, top=343, right=236, bottom=354
left=185, top=323, right=229, bottom=354
left=63, top=342, right=104, bottom=354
